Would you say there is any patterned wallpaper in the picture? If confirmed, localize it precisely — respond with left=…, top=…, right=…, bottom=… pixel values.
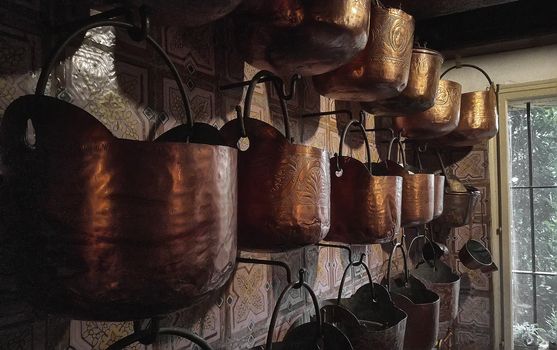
left=0, top=2, right=494, bottom=349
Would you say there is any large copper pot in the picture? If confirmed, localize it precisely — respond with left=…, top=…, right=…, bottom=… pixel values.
left=391, top=80, right=462, bottom=139
left=362, top=48, right=444, bottom=116
left=312, top=2, right=414, bottom=101
left=233, top=0, right=372, bottom=76
left=127, top=0, right=244, bottom=26
left=327, top=118, right=402, bottom=244
left=385, top=243, right=440, bottom=350
left=220, top=71, right=330, bottom=252
left=0, top=20, right=237, bottom=321
left=433, top=64, right=498, bottom=146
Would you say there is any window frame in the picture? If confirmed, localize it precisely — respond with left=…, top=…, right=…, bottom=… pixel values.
left=491, top=79, right=557, bottom=350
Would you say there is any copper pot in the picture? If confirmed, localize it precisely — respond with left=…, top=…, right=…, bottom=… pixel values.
left=459, top=239, right=498, bottom=272
left=220, top=71, right=330, bottom=252
left=391, top=80, right=462, bottom=139
left=434, top=64, right=498, bottom=146
left=385, top=243, right=440, bottom=350
left=127, top=0, right=244, bottom=26
left=411, top=260, right=460, bottom=323
left=312, top=2, right=414, bottom=101
left=361, top=48, right=444, bottom=116
left=433, top=174, right=445, bottom=219
left=233, top=0, right=372, bottom=76
left=327, top=119, right=402, bottom=244
left=0, top=20, right=237, bottom=321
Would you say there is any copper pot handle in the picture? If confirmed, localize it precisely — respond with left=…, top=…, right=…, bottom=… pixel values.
left=265, top=269, right=322, bottom=350
left=386, top=241, right=410, bottom=291
left=440, top=64, right=494, bottom=88
left=336, top=254, right=376, bottom=304
left=34, top=18, right=194, bottom=132
left=338, top=118, right=372, bottom=173
left=241, top=70, right=298, bottom=142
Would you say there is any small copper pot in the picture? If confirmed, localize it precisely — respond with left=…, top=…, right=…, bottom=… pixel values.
left=220, top=71, right=331, bottom=252
left=361, top=48, right=444, bottom=116
left=312, top=2, right=414, bottom=101
left=434, top=64, right=498, bottom=146
left=391, top=80, right=462, bottom=140
left=459, top=239, right=498, bottom=272
left=233, top=0, right=372, bottom=76
left=126, top=0, right=244, bottom=26
left=328, top=119, right=402, bottom=244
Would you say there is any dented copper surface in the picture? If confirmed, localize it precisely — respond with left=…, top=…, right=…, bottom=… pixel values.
left=392, top=80, right=462, bottom=140
left=1, top=95, right=238, bottom=321
left=361, top=48, right=443, bottom=116
left=233, top=0, right=372, bottom=76
left=312, top=4, right=414, bottom=101
left=220, top=118, right=330, bottom=252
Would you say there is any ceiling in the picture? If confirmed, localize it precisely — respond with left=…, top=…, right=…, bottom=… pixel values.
left=382, top=0, right=557, bottom=59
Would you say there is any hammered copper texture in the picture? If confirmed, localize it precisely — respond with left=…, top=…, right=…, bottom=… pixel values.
left=361, top=48, right=443, bottom=116
left=392, top=80, right=462, bottom=139
left=328, top=156, right=402, bottom=244
left=127, top=0, right=244, bottom=26
left=220, top=118, right=330, bottom=252
left=434, top=86, right=498, bottom=146
left=412, top=261, right=460, bottom=323
left=401, top=173, right=435, bottom=227
left=233, top=0, right=372, bottom=76
left=1, top=96, right=238, bottom=321
left=433, top=175, right=445, bottom=218
left=312, top=5, right=414, bottom=101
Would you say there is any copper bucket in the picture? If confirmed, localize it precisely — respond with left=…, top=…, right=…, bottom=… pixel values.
left=0, top=20, right=237, bottom=321
left=385, top=242, right=440, bottom=350
left=434, top=64, right=499, bottom=146
left=220, top=71, right=330, bottom=252
left=126, top=0, right=244, bottom=26
left=322, top=259, right=407, bottom=350
left=233, top=0, right=371, bottom=76
left=327, top=118, right=402, bottom=244
left=361, top=47, right=444, bottom=116
left=312, top=1, right=414, bottom=101
left=391, top=80, right=462, bottom=140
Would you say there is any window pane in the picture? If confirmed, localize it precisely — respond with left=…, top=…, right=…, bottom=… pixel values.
left=509, top=103, right=530, bottom=187
left=536, top=275, right=556, bottom=330
left=513, top=273, right=534, bottom=325
left=533, top=188, right=557, bottom=273
left=531, top=98, right=557, bottom=187
left=511, top=188, right=532, bottom=271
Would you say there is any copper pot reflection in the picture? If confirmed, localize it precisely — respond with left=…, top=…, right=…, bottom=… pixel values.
left=233, top=0, right=372, bottom=76
left=392, top=80, right=462, bottom=140
left=433, top=64, right=498, bottom=146
left=361, top=48, right=443, bottom=116
left=220, top=71, right=331, bottom=251
left=327, top=119, right=402, bottom=244
left=312, top=2, right=414, bottom=101
left=433, top=174, right=445, bottom=219
left=0, top=20, right=238, bottom=320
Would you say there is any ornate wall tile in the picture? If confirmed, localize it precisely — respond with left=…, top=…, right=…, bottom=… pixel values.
left=304, top=246, right=332, bottom=298
left=329, top=246, right=352, bottom=291
left=458, top=294, right=491, bottom=328
left=271, top=250, right=305, bottom=312
left=454, top=223, right=489, bottom=252
left=162, top=25, right=215, bottom=76
left=454, top=327, right=492, bottom=350
left=0, top=323, right=33, bottom=350
left=454, top=150, right=488, bottom=181
left=70, top=321, right=150, bottom=350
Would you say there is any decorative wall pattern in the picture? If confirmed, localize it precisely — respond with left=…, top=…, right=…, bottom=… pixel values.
left=0, top=2, right=493, bottom=349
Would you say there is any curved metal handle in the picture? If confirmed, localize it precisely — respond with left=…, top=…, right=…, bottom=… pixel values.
left=35, top=19, right=194, bottom=132
left=396, top=135, right=408, bottom=168
left=242, top=70, right=295, bottom=142
left=440, top=64, right=494, bottom=87
left=336, top=254, right=376, bottom=304
left=386, top=242, right=409, bottom=291
left=408, top=231, right=438, bottom=269
left=338, top=119, right=372, bottom=174
left=436, top=150, right=450, bottom=179
left=266, top=269, right=322, bottom=350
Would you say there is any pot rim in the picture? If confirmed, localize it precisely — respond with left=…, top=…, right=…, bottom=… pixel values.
left=412, top=47, right=444, bottom=61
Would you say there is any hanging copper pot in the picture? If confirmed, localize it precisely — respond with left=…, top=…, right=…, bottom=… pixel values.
left=384, top=242, right=440, bottom=350
left=327, top=118, right=402, bottom=244
left=433, top=175, right=445, bottom=218
left=322, top=260, right=407, bottom=350
left=361, top=47, right=444, bottom=116
left=391, top=80, right=462, bottom=140
left=312, top=1, right=414, bottom=101
left=433, top=64, right=498, bottom=146
left=126, top=0, right=244, bottom=27
left=0, top=20, right=237, bottom=321
left=220, top=71, right=330, bottom=252
left=459, top=239, right=498, bottom=272
left=233, top=0, right=372, bottom=76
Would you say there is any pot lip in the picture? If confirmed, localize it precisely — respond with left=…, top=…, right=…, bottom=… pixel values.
left=463, top=239, right=493, bottom=266
left=439, top=79, right=462, bottom=89
left=461, top=88, right=495, bottom=98
left=379, top=5, right=415, bottom=22
left=412, top=47, right=444, bottom=62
